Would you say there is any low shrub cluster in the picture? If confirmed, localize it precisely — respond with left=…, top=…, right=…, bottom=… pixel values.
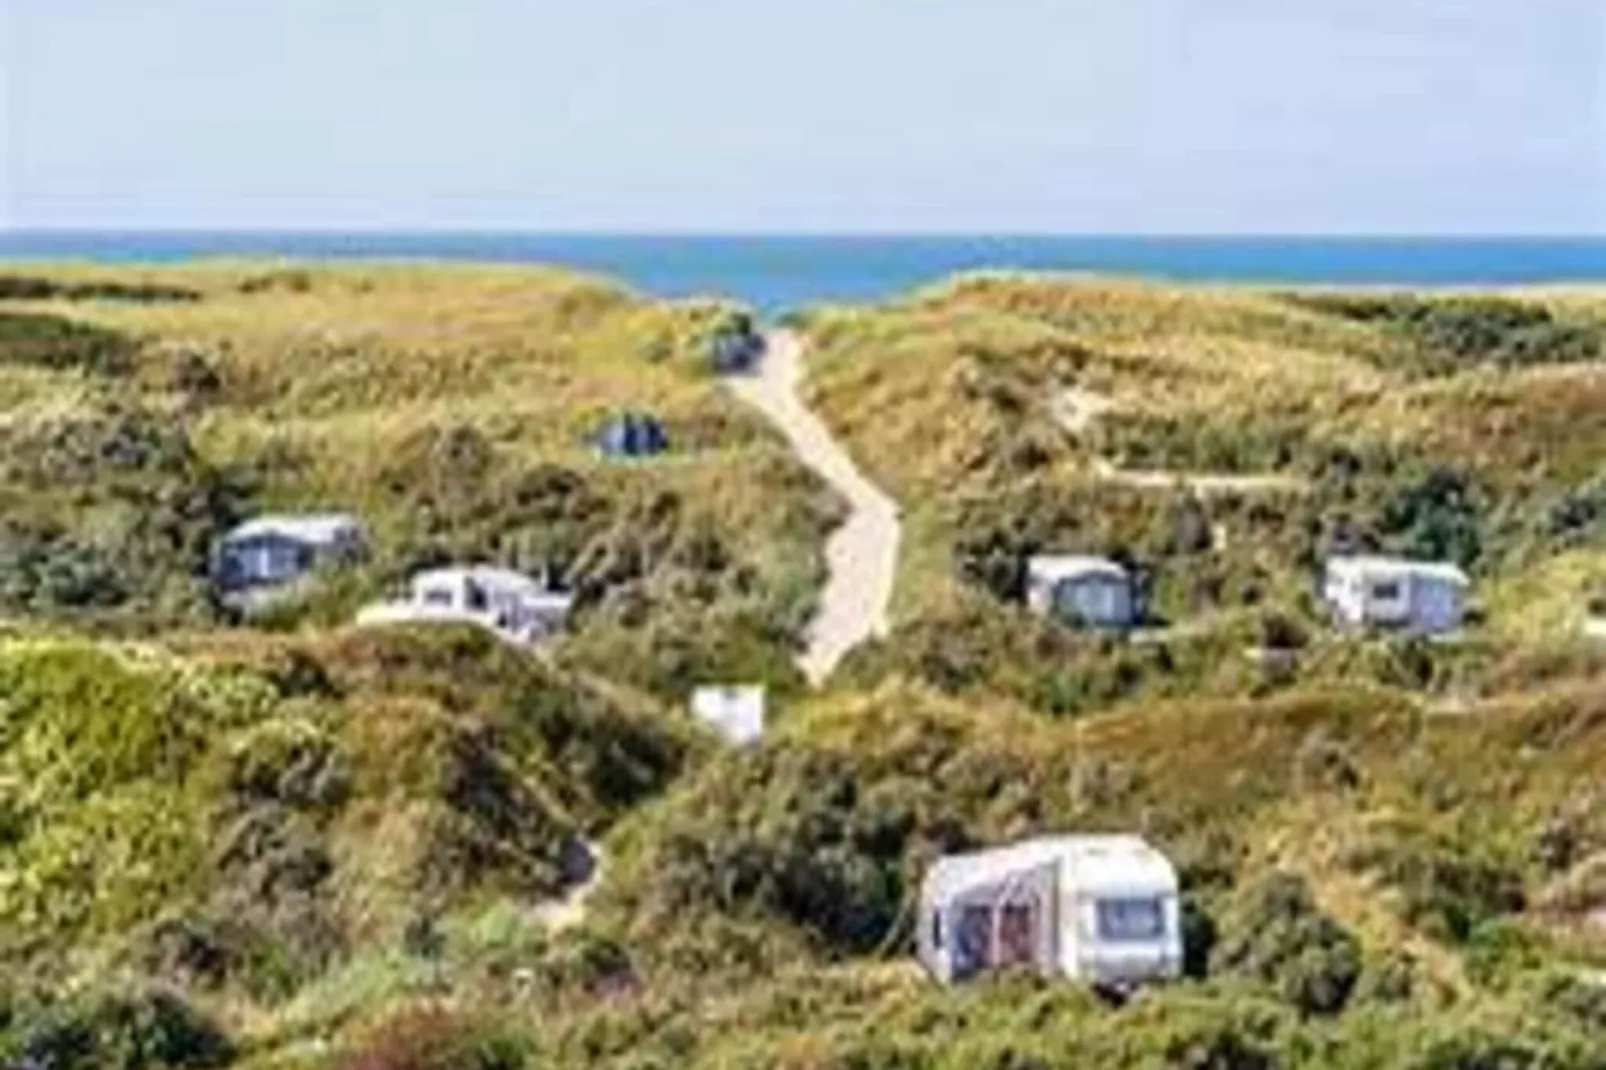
left=0, top=629, right=695, bottom=997
left=0, top=274, right=201, bottom=303
left=0, top=985, right=232, bottom=1070
left=1291, top=292, right=1603, bottom=375
left=1345, top=826, right=1527, bottom=944
left=0, top=403, right=256, bottom=627
left=0, top=311, right=143, bottom=376
left=1210, top=872, right=1363, bottom=1016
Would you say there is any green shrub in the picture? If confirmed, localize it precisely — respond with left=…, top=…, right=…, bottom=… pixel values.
left=1377, top=466, right=1485, bottom=568
left=1347, top=833, right=1526, bottom=943
left=1, top=986, right=233, bottom=1070
left=0, top=403, right=257, bottom=627
left=1539, top=971, right=1606, bottom=1032
left=0, top=311, right=142, bottom=375
left=1211, top=872, right=1362, bottom=1016
left=1292, top=293, right=1603, bottom=375
left=0, top=274, right=200, bottom=303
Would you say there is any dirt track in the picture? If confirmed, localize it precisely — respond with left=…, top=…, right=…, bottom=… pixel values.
left=727, top=330, right=900, bottom=684
left=1055, top=385, right=1308, bottom=495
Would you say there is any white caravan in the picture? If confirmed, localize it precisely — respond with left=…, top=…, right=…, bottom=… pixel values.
left=917, top=835, right=1182, bottom=989
left=357, top=566, right=573, bottom=645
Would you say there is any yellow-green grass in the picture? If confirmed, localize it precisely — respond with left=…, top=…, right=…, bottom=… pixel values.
left=797, top=274, right=1606, bottom=680
left=0, top=262, right=838, bottom=672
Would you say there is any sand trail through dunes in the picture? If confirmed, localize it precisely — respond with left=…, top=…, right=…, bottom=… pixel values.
left=726, top=330, right=901, bottom=684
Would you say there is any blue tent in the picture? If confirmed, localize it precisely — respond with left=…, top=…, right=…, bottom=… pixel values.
left=596, top=412, right=669, bottom=458
left=709, top=328, right=764, bottom=373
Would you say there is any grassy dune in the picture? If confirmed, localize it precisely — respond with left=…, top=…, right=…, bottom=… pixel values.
left=0, top=262, right=837, bottom=691
left=800, top=274, right=1606, bottom=710
left=2, top=266, right=1604, bottom=1069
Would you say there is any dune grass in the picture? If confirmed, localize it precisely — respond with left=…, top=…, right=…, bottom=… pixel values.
left=0, top=261, right=836, bottom=692
left=796, top=273, right=1606, bottom=710
left=3, top=265, right=1605, bottom=1069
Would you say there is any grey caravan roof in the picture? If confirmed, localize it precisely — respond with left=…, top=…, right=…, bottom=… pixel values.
left=924, top=834, right=1176, bottom=904
left=1028, top=555, right=1129, bottom=586
left=223, top=512, right=362, bottom=547
left=1325, top=555, right=1470, bottom=587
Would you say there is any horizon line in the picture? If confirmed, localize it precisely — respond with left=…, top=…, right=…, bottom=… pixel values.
left=4, top=226, right=1606, bottom=242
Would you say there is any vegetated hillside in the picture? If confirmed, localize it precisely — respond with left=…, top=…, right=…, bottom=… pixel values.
left=2, top=268, right=1604, bottom=1070
left=801, top=276, right=1606, bottom=714
left=0, top=628, right=694, bottom=983
left=0, top=263, right=837, bottom=694
left=7, top=642, right=1602, bottom=1068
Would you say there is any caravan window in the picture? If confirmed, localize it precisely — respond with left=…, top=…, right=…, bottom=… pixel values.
left=1371, top=581, right=1401, bottom=600
left=930, top=910, right=943, bottom=950
left=1095, top=897, right=1165, bottom=942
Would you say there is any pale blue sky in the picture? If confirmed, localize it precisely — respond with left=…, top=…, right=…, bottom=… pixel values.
left=3, top=0, right=1603, bottom=233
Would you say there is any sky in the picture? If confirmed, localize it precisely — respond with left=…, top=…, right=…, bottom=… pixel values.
left=2, top=0, right=1603, bottom=234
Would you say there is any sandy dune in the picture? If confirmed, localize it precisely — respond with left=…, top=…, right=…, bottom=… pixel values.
left=727, top=331, right=901, bottom=684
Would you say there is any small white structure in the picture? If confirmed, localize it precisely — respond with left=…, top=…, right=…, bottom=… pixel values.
left=691, top=685, right=766, bottom=745
left=214, top=513, right=365, bottom=595
left=1026, top=555, right=1136, bottom=630
left=356, top=566, right=573, bottom=645
left=918, top=835, right=1182, bottom=988
left=1322, top=555, right=1470, bottom=635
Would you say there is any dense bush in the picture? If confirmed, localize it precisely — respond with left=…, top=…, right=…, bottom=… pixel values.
left=837, top=601, right=1210, bottom=717
left=1345, top=829, right=1526, bottom=943
left=1293, top=293, right=1603, bottom=375
left=0, top=403, right=257, bottom=626
left=622, top=747, right=921, bottom=955
left=0, top=311, right=144, bottom=376
left=0, top=986, right=233, bottom=1070
left=604, top=696, right=1090, bottom=969
left=0, top=274, right=200, bottom=303
left=237, top=269, right=314, bottom=295
left=1211, top=872, right=1363, bottom=1016
left=1376, top=466, right=1486, bottom=568
left=1, top=629, right=695, bottom=998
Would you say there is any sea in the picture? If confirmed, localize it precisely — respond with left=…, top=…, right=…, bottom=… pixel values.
left=2, top=232, right=1604, bottom=313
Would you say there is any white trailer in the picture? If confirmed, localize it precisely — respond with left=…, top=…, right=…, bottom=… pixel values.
left=357, top=566, right=572, bottom=645
left=1322, top=555, right=1469, bottom=635
left=917, top=835, right=1182, bottom=988
left=1026, top=556, right=1136, bottom=630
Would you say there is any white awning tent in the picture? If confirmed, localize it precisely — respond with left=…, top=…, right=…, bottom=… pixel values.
left=690, top=684, right=766, bottom=745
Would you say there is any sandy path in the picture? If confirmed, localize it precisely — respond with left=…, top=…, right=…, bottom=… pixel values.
left=727, top=330, right=901, bottom=684
left=1054, top=386, right=1307, bottom=496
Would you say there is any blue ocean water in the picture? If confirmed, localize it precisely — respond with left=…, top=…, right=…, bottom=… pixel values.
left=2, top=232, right=1604, bottom=312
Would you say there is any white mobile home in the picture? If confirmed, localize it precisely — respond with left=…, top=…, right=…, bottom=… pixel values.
left=917, top=835, right=1182, bottom=988
left=356, top=566, right=573, bottom=645
left=214, top=513, right=365, bottom=595
left=1026, top=556, right=1136, bottom=630
left=1322, top=555, right=1469, bottom=635
left=690, top=685, right=766, bottom=745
